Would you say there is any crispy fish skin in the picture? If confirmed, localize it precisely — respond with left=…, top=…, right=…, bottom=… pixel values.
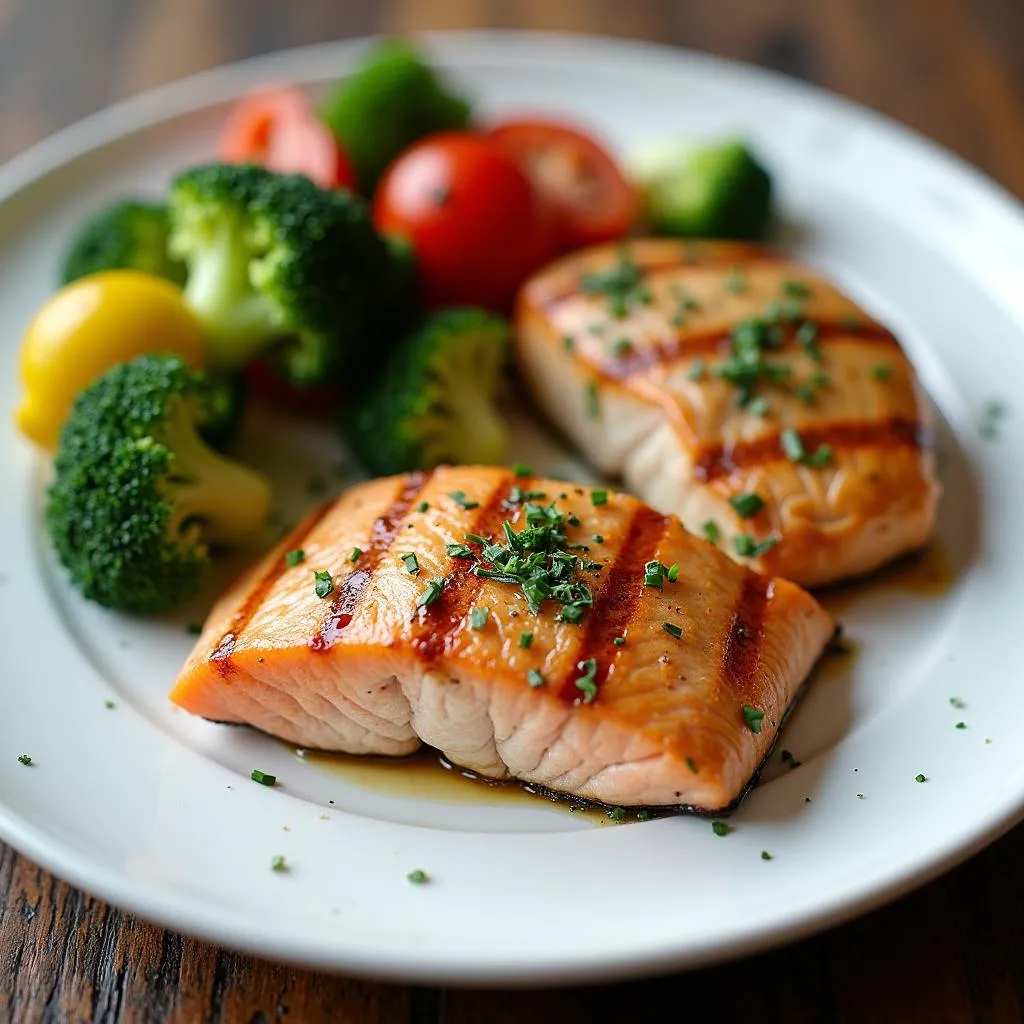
left=171, top=466, right=834, bottom=811
left=514, top=239, right=941, bottom=587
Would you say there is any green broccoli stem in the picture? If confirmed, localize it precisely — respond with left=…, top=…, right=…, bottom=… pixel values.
left=159, top=400, right=271, bottom=545
left=181, top=219, right=278, bottom=368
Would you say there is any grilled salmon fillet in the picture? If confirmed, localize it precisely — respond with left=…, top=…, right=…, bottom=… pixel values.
left=514, top=239, right=941, bottom=587
left=171, top=466, right=834, bottom=811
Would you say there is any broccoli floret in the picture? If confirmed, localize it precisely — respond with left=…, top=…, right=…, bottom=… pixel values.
left=166, top=163, right=393, bottom=383
left=343, top=308, right=510, bottom=475
left=61, top=200, right=187, bottom=286
left=45, top=354, right=271, bottom=614
left=630, top=140, right=773, bottom=240
left=197, top=370, right=247, bottom=449
left=320, top=38, right=472, bottom=193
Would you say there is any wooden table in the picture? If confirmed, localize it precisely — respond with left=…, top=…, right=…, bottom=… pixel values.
left=2, top=1, right=1023, bottom=1020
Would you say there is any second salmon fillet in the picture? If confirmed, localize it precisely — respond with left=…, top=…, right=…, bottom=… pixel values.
left=171, top=466, right=834, bottom=812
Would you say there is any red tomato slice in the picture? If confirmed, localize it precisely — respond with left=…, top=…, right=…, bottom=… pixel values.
left=484, top=118, right=635, bottom=250
left=219, top=85, right=357, bottom=191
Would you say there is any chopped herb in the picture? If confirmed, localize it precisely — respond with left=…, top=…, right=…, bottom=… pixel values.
left=915, top=773, right=927, bottom=783
left=780, top=429, right=832, bottom=466
left=585, top=381, right=600, bottom=419
left=745, top=396, right=770, bottom=417
left=686, top=756, right=699, bottom=774
left=512, top=462, right=532, bottom=477
left=840, top=313, right=862, bottom=331
left=711, top=315, right=791, bottom=409
left=782, top=280, right=813, bottom=300
left=186, top=621, right=203, bottom=635
left=446, top=543, right=474, bottom=559
left=662, top=622, right=683, bottom=638
left=872, top=363, right=892, bottom=381
left=17, top=754, right=31, bottom=766
left=313, top=570, right=333, bottom=599
left=761, top=850, right=773, bottom=861
left=518, top=631, right=534, bottom=649
left=637, top=809, right=651, bottom=821
left=728, top=492, right=765, bottom=518
left=562, top=335, right=575, bottom=352
left=507, top=486, right=548, bottom=504
left=449, top=490, right=479, bottom=510
left=590, top=489, right=608, bottom=506
left=742, top=705, right=765, bottom=734
left=613, top=636, right=626, bottom=647
left=795, top=383, right=816, bottom=405
left=580, top=248, right=652, bottom=318
left=285, top=549, right=305, bottom=567
left=415, top=501, right=429, bottom=513
left=733, top=533, right=779, bottom=558
left=610, top=337, right=633, bottom=357
left=104, top=700, right=116, bottom=710
left=795, top=321, right=821, bottom=362
left=592, top=534, right=604, bottom=544
left=251, top=769, right=276, bottom=786
left=270, top=855, right=287, bottom=872
left=469, top=606, right=489, bottom=630
left=857, top=793, right=865, bottom=799
left=407, top=869, right=429, bottom=884
left=725, top=269, right=747, bottom=294
left=687, top=359, right=706, bottom=381
left=400, top=552, right=420, bottom=575
left=780, top=749, right=794, bottom=761
left=980, top=399, right=1009, bottom=439
left=567, top=514, right=582, bottom=527
left=712, top=820, right=731, bottom=836
left=574, top=658, right=599, bottom=704
left=955, top=721, right=967, bottom=730
left=349, top=547, right=363, bottom=563
left=416, top=579, right=444, bottom=608
left=527, top=669, right=545, bottom=688
left=702, top=520, right=721, bottom=545
left=607, top=806, right=627, bottom=822
left=643, top=559, right=665, bottom=588
left=949, top=696, right=966, bottom=709
left=667, top=562, right=680, bottom=582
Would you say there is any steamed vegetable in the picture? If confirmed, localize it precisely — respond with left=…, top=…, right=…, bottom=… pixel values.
left=629, top=140, right=773, bottom=240
left=60, top=200, right=187, bottom=286
left=343, top=307, right=511, bottom=475
left=45, top=354, right=270, bottom=614
left=15, top=270, right=205, bottom=450
left=166, top=162, right=394, bottom=385
left=320, top=38, right=472, bottom=193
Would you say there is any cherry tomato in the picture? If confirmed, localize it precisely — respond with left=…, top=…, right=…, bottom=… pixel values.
left=485, top=118, right=635, bottom=251
left=219, top=85, right=357, bottom=191
left=373, top=132, right=554, bottom=311
left=244, top=359, right=340, bottom=419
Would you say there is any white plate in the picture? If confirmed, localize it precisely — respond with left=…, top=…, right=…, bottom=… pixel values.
left=1, top=31, right=1023, bottom=987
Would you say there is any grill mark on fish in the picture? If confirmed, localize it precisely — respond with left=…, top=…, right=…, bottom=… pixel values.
left=310, top=470, right=432, bottom=653
left=694, top=416, right=926, bottom=482
left=586, top=319, right=900, bottom=380
left=557, top=505, right=669, bottom=705
left=210, top=501, right=334, bottom=676
left=722, top=571, right=773, bottom=696
left=413, top=471, right=517, bottom=661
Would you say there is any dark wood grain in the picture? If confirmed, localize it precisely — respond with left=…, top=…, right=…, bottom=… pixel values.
left=2, top=0, right=1024, bottom=1020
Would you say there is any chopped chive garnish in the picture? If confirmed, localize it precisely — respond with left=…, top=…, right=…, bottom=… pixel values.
left=518, top=631, right=534, bottom=649
left=349, top=547, right=363, bottom=563
left=643, top=559, right=665, bottom=588
left=667, top=563, right=680, bottom=583
left=590, top=489, right=608, bottom=506
left=270, top=855, right=287, bottom=872
left=580, top=248, right=652, bottom=318
left=780, top=429, right=832, bottom=466
left=562, top=335, right=575, bottom=352
left=742, top=705, right=765, bottom=733
left=415, top=501, right=429, bottom=513
left=662, top=622, right=683, bottom=638
left=872, top=363, right=892, bottom=381
left=761, top=850, right=773, bottom=861
left=610, top=337, right=633, bottom=357
left=745, top=396, right=770, bottom=417
left=796, top=321, right=821, bottom=362
left=449, top=491, right=479, bottom=510
left=915, top=773, right=927, bottom=783
left=416, top=579, right=444, bottom=608
left=949, top=696, right=966, bottom=709
left=469, top=606, right=489, bottom=630
left=687, top=359, right=706, bottom=381
left=512, top=462, right=532, bottom=477
left=527, top=669, right=546, bottom=688
left=607, top=806, right=627, bottom=822
left=782, top=280, right=812, bottom=300
left=17, top=754, right=31, bottom=766
left=592, top=534, right=604, bottom=543
left=613, top=636, right=626, bottom=646
left=702, top=520, right=720, bottom=545
left=733, top=533, right=779, bottom=558
left=104, top=700, right=116, bottom=709
left=955, top=721, right=967, bottom=730
left=980, top=399, right=1009, bottom=440
left=407, top=869, right=429, bottom=884
left=729, top=492, right=765, bottom=518
left=574, top=658, right=599, bottom=703
left=313, top=570, right=334, bottom=599
left=285, top=549, right=305, bottom=567
left=251, top=769, right=276, bottom=786
left=712, top=821, right=731, bottom=836
left=400, top=552, right=419, bottom=575
left=686, top=756, right=699, bottom=774
left=586, top=380, right=600, bottom=419
left=568, top=514, right=582, bottom=527
left=446, top=543, right=474, bottom=558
